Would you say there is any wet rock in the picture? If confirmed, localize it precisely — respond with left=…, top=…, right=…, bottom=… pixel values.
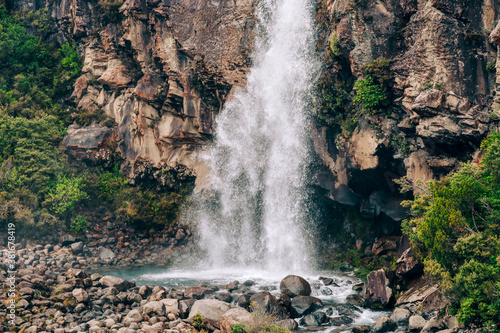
left=280, top=275, right=311, bottom=297
left=302, top=311, right=327, bottom=326
left=188, top=299, right=234, bottom=322
left=290, top=295, right=323, bottom=318
left=346, top=294, right=365, bottom=306
left=352, top=326, right=371, bottom=333
left=250, top=291, right=286, bottom=318
left=319, top=277, right=334, bottom=286
left=215, top=292, right=233, bottom=303
left=390, top=307, right=410, bottom=325
left=409, top=315, right=426, bottom=331
left=237, top=295, right=251, bottom=310
left=330, top=315, right=353, bottom=326
left=220, top=307, right=253, bottom=333
left=372, top=316, right=397, bottom=333
left=362, top=269, right=393, bottom=308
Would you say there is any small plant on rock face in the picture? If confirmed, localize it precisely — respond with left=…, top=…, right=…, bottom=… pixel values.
left=231, top=323, right=247, bottom=333
left=70, top=215, right=88, bottom=233
left=193, top=313, right=205, bottom=331
left=353, top=75, right=390, bottom=114
left=487, top=60, right=497, bottom=73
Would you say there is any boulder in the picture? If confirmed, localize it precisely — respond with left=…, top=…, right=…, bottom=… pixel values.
left=188, top=299, right=234, bottom=322
left=60, top=234, right=76, bottom=246
left=490, top=20, right=500, bottom=45
left=99, top=276, right=135, bottom=291
left=220, top=307, right=253, bottom=333
left=160, top=298, right=180, bottom=315
left=421, top=318, right=447, bottom=333
left=390, top=307, right=410, bottom=325
left=362, top=269, right=393, bottom=308
left=279, top=275, right=311, bottom=297
left=72, top=288, right=88, bottom=302
left=125, top=309, right=143, bottom=323
left=290, top=296, right=323, bottom=318
left=277, top=319, right=298, bottom=331
left=63, top=124, right=112, bottom=150
left=372, top=316, right=397, bottom=333
left=371, top=236, right=400, bottom=256
left=99, top=247, right=115, bottom=260
left=250, top=291, right=286, bottom=318
left=237, top=295, right=251, bottom=310
left=143, top=301, right=166, bottom=317
left=302, top=311, right=326, bottom=326
left=70, top=242, right=84, bottom=254
left=395, top=277, right=448, bottom=312
left=409, top=315, right=426, bottom=331
left=185, top=287, right=214, bottom=299
left=330, top=316, right=353, bottom=326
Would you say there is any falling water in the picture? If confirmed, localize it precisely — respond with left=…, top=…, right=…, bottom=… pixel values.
left=195, top=0, right=319, bottom=274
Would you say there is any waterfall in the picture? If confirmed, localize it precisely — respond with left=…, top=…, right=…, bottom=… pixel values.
left=195, top=0, right=318, bottom=274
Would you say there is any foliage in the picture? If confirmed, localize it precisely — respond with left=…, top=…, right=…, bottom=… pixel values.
left=70, top=215, right=88, bottom=233
left=329, top=34, right=341, bottom=57
left=487, top=60, right=496, bottom=73
left=231, top=324, right=247, bottom=333
left=402, top=133, right=500, bottom=328
left=353, top=75, right=390, bottom=114
left=246, top=303, right=291, bottom=333
left=193, top=313, right=205, bottom=331
left=391, top=135, right=410, bottom=157
left=45, top=176, right=88, bottom=217
left=352, top=58, right=392, bottom=114
left=422, top=82, right=441, bottom=91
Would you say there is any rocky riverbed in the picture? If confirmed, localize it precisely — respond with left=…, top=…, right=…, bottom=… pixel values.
left=0, top=239, right=464, bottom=333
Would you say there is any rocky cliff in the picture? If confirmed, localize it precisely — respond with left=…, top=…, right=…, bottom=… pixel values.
left=313, top=0, right=500, bottom=242
left=6, top=0, right=256, bottom=184
left=7, top=0, right=500, bottom=238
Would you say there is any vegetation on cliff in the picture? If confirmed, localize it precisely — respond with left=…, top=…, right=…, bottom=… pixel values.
left=0, top=6, right=193, bottom=239
left=402, top=133, right=500, bottom=328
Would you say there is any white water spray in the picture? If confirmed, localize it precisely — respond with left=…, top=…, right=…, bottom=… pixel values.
left=196, top=0, right=319, bottom=274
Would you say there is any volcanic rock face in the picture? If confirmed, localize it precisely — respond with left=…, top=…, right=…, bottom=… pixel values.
left=27, top=0, right=256, bottom=181
left=314, top=0, right=500, bottom=233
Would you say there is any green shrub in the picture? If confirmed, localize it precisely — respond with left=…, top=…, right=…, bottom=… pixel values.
left=353, top=75, right=390, bottom=114
left=487, top=60, right=496, bottom=73
left=231, top=324, right=247, bottom=333
left=70, top=215, right=88, bottom=233
left=402, top=133, right=500, bottom=328
left=329, top=34, right=341, bottom=57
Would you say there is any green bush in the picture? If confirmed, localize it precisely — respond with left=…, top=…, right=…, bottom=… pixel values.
left=353, top=75, right=390, bottom=114
left=70, top=215, right=88, bottom=233
left=402, top=132, right=500, bottom=328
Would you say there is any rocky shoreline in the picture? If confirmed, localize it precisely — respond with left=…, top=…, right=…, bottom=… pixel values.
left=0, top=232, right=467, bottom=333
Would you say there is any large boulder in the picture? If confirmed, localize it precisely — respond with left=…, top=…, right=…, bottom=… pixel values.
left=290, top=296, right=323, bottom=318
left=188, top=299, right=234, bottom=322
left=362, top=269, right=393, bottom=308
left=279, top=275, right=311, bottom=297
left=143, top=301, right=166, bottom=317
left=249, top=291, right=286, bottom=319
left=220, top=307, right=253, bottom=333
left=390, top=307, right=410, bottom=325
left=372, top=316, right=397, bottom=333
left=99, top=276, right=135, bottom=291
left=160, top=298, right=180, bottom=315
left=395, top=277, right=448, bottom=312
left=72, top=288, right=88, bottom=303
left=409, top=315, right=427, bottom=331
